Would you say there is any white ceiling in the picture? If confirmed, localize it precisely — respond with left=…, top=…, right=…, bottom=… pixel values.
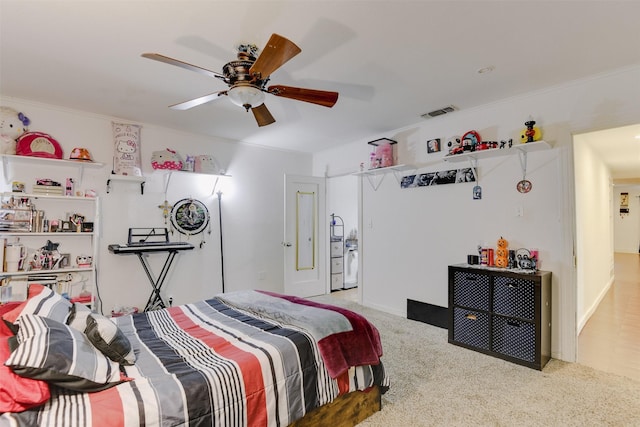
left=1, top=1, right=639, bottom=175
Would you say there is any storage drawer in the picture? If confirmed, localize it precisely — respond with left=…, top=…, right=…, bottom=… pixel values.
left=331, top=258, right=343, bottom=273
left=492, top=316, right=535, bottom=362
left=453, top=270, right=490, bottom=311
left=493, top=276, right=535, bottom=320
left=330, top=241, right=343, bottom=257
left=331, top=273, right=343, bottom=290
left=452, top=307, right=489, bottom=350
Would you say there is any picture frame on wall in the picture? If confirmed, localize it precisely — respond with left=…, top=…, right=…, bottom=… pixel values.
left=427, top=138, right=441, bottom=153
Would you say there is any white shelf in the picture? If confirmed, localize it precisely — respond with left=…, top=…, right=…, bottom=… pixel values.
left=442, top=140, right=551, bottom=163
left=0, top=267, right=93, bottom=278
left=0, top=231, right=96, bottom=237
left=353, top=164, right=415, bottom=191
left=353, top=164, right=414, bottom=176
left=155, top=170, right=232, bottom=194
left=1, top=192, right=97, bottom=202
left=1, top=154, right=104, bottom=185
left=106, top=174, right=146, bottom=194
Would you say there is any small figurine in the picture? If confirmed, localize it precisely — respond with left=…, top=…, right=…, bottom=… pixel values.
left=521, top=119, right=542, bottom=143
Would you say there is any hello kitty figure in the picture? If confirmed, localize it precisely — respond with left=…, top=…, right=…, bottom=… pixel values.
left=151, top=148, right=183, bottom=170
left=0, top=107, right=30, bottom=154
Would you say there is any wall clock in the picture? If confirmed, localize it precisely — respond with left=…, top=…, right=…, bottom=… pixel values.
left=170, top=198, right=210, bottom=236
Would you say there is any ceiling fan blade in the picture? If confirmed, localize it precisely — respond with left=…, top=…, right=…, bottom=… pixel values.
left=268, top=85, right=339, bottom=108
left=251, top=103, right=276, bottom=127
left=141, top=53, right=224, bottom=79
left=170, top=91, right=227, bottom=110
left=249, top=34, right=301, bottom=79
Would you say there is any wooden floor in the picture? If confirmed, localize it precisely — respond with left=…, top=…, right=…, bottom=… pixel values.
left=578, top=252, right=640, bottom=381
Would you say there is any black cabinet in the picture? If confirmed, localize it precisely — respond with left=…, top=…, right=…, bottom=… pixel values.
left=448, top=265, right=552, bottom=370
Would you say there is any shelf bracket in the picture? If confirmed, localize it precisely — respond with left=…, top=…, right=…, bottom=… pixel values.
left=210, top=176, right=221, bottom=196
left=365, top=173, right=386, bottom=191
left=1, top=156, right=9, bottom=185
left=163, top=172, right=173, bottom=194
left=518, top=149, right=528, bottom=179
left=467, top=158, right=479, bottom=182
left=106, top=176, right=145, bottom=194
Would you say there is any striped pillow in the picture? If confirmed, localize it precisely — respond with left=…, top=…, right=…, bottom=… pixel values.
left=66, top=301, right=92, bottom=332
left=2, top=284, right=71, bottom=330
left=5, top=314, right=125, bottom=392
left=85, top=313, right=136, bottom=365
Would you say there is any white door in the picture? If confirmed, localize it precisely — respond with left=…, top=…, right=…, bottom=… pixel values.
left=283, top=174, right=326, bottom=297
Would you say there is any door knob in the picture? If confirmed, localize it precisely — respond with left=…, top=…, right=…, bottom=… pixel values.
left=282, top=242, right=292, bottom=247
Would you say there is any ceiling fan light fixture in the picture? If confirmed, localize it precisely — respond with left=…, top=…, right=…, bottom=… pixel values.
left=227, top=85, right=265, bottom=111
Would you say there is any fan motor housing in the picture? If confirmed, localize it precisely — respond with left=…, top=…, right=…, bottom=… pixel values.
left=223, top=59, right=266, bottom=88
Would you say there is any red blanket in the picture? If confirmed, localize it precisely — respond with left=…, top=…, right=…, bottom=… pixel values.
left=258, top=291, right=383, bottom=378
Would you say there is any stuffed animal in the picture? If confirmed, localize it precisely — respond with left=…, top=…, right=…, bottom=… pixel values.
left=194, top=155, right=223, bottom=174
left=151, top=148, right=183, bottom=170
left=0, top=107, right=30, bottom=154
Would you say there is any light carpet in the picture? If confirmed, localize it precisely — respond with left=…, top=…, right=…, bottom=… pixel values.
left=312, top=294, right=640, bottom=427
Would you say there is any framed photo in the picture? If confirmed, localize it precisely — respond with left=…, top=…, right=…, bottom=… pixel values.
left=400, top=175, right=417, bottom=188
left=59, top=253, right=71, bottom=268
left=427, top=138, right=441, bottom=154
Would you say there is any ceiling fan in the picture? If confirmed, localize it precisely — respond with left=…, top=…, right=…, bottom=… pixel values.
left=142, top=33, right=339, bottom=127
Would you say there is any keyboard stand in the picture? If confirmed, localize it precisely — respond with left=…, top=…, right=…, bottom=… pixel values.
left=108, top=243, right=195, bottom=311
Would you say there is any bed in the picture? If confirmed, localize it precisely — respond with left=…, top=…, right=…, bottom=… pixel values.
left=0, top=285, right=389, bottom=426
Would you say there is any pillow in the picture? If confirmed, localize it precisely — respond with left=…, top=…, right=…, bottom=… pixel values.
left=66, top=302, right=92, bottom=332
left=0, top=302, right=22, bottom=336
left=0, top=333, right=50, bottom=412
left=85, top=313, right=136, bottom=366
left=2, top=285, right=71, bottom=330
left=5, top=314, right=125, bottom=392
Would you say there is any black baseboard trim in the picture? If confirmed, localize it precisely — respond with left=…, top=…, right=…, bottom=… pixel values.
left=407, top=299, right=448, bottom=329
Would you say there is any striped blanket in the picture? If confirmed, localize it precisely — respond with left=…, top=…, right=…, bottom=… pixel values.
left=1, top=292, right=388, bottom=426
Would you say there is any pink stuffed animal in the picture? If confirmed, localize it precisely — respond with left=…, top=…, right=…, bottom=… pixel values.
left=151, top=148, right=183, bottom=170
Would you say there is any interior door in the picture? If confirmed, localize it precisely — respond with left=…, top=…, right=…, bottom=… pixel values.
left=283, top=174, right=326, bottom=297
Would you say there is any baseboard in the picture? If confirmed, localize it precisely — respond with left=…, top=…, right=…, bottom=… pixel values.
left=577, top=275, right=614, bottom=334
left=407, top=299, right=448, bottom=329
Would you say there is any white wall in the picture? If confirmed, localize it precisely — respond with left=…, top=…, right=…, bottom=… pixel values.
left=313, top=65, right=640, bottom=362
left=573, top=138, right=615, bottom=332
left=613, top=186, right=640, bottom=254
left=1, top=97, right=312, bottom=313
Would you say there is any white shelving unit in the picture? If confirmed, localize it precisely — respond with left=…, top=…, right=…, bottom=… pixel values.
left=0, top=156, right=102, bottom=312
left=353, top=164, right=415, bottom=190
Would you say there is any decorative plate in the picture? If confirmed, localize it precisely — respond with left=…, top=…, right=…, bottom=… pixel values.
left=516, top=179, right=532, bottom=193
left=170, top=198, right=210, bottom=236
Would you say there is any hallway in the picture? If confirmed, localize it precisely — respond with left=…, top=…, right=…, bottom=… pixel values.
left=578, top=252, right=640, bottom=381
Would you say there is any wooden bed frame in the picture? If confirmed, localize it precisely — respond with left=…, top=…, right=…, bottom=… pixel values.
left=291, top=385, right=382, bottom=427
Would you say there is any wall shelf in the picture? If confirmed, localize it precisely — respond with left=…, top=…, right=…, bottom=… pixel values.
left=442, top=140, right=550, bottom=163
left=353, top=164, right=415, bottom=190
left=1, top=154, right=104, bottom=186
left=442, top=141, right=550, bottom=183
left=106, top=174, right=145, bottom=194
left=156, top=170, right=232, bottom=195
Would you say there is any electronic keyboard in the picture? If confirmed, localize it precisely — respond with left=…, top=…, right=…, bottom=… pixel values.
left=108, top=242, right=194, bottom=254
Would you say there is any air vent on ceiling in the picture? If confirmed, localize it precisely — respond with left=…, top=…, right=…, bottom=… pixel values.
left=421, top=105, right=457, bottom=119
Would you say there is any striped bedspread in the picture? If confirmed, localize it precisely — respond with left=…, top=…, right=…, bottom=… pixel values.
left=2, top=292, right=388, bottom=426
